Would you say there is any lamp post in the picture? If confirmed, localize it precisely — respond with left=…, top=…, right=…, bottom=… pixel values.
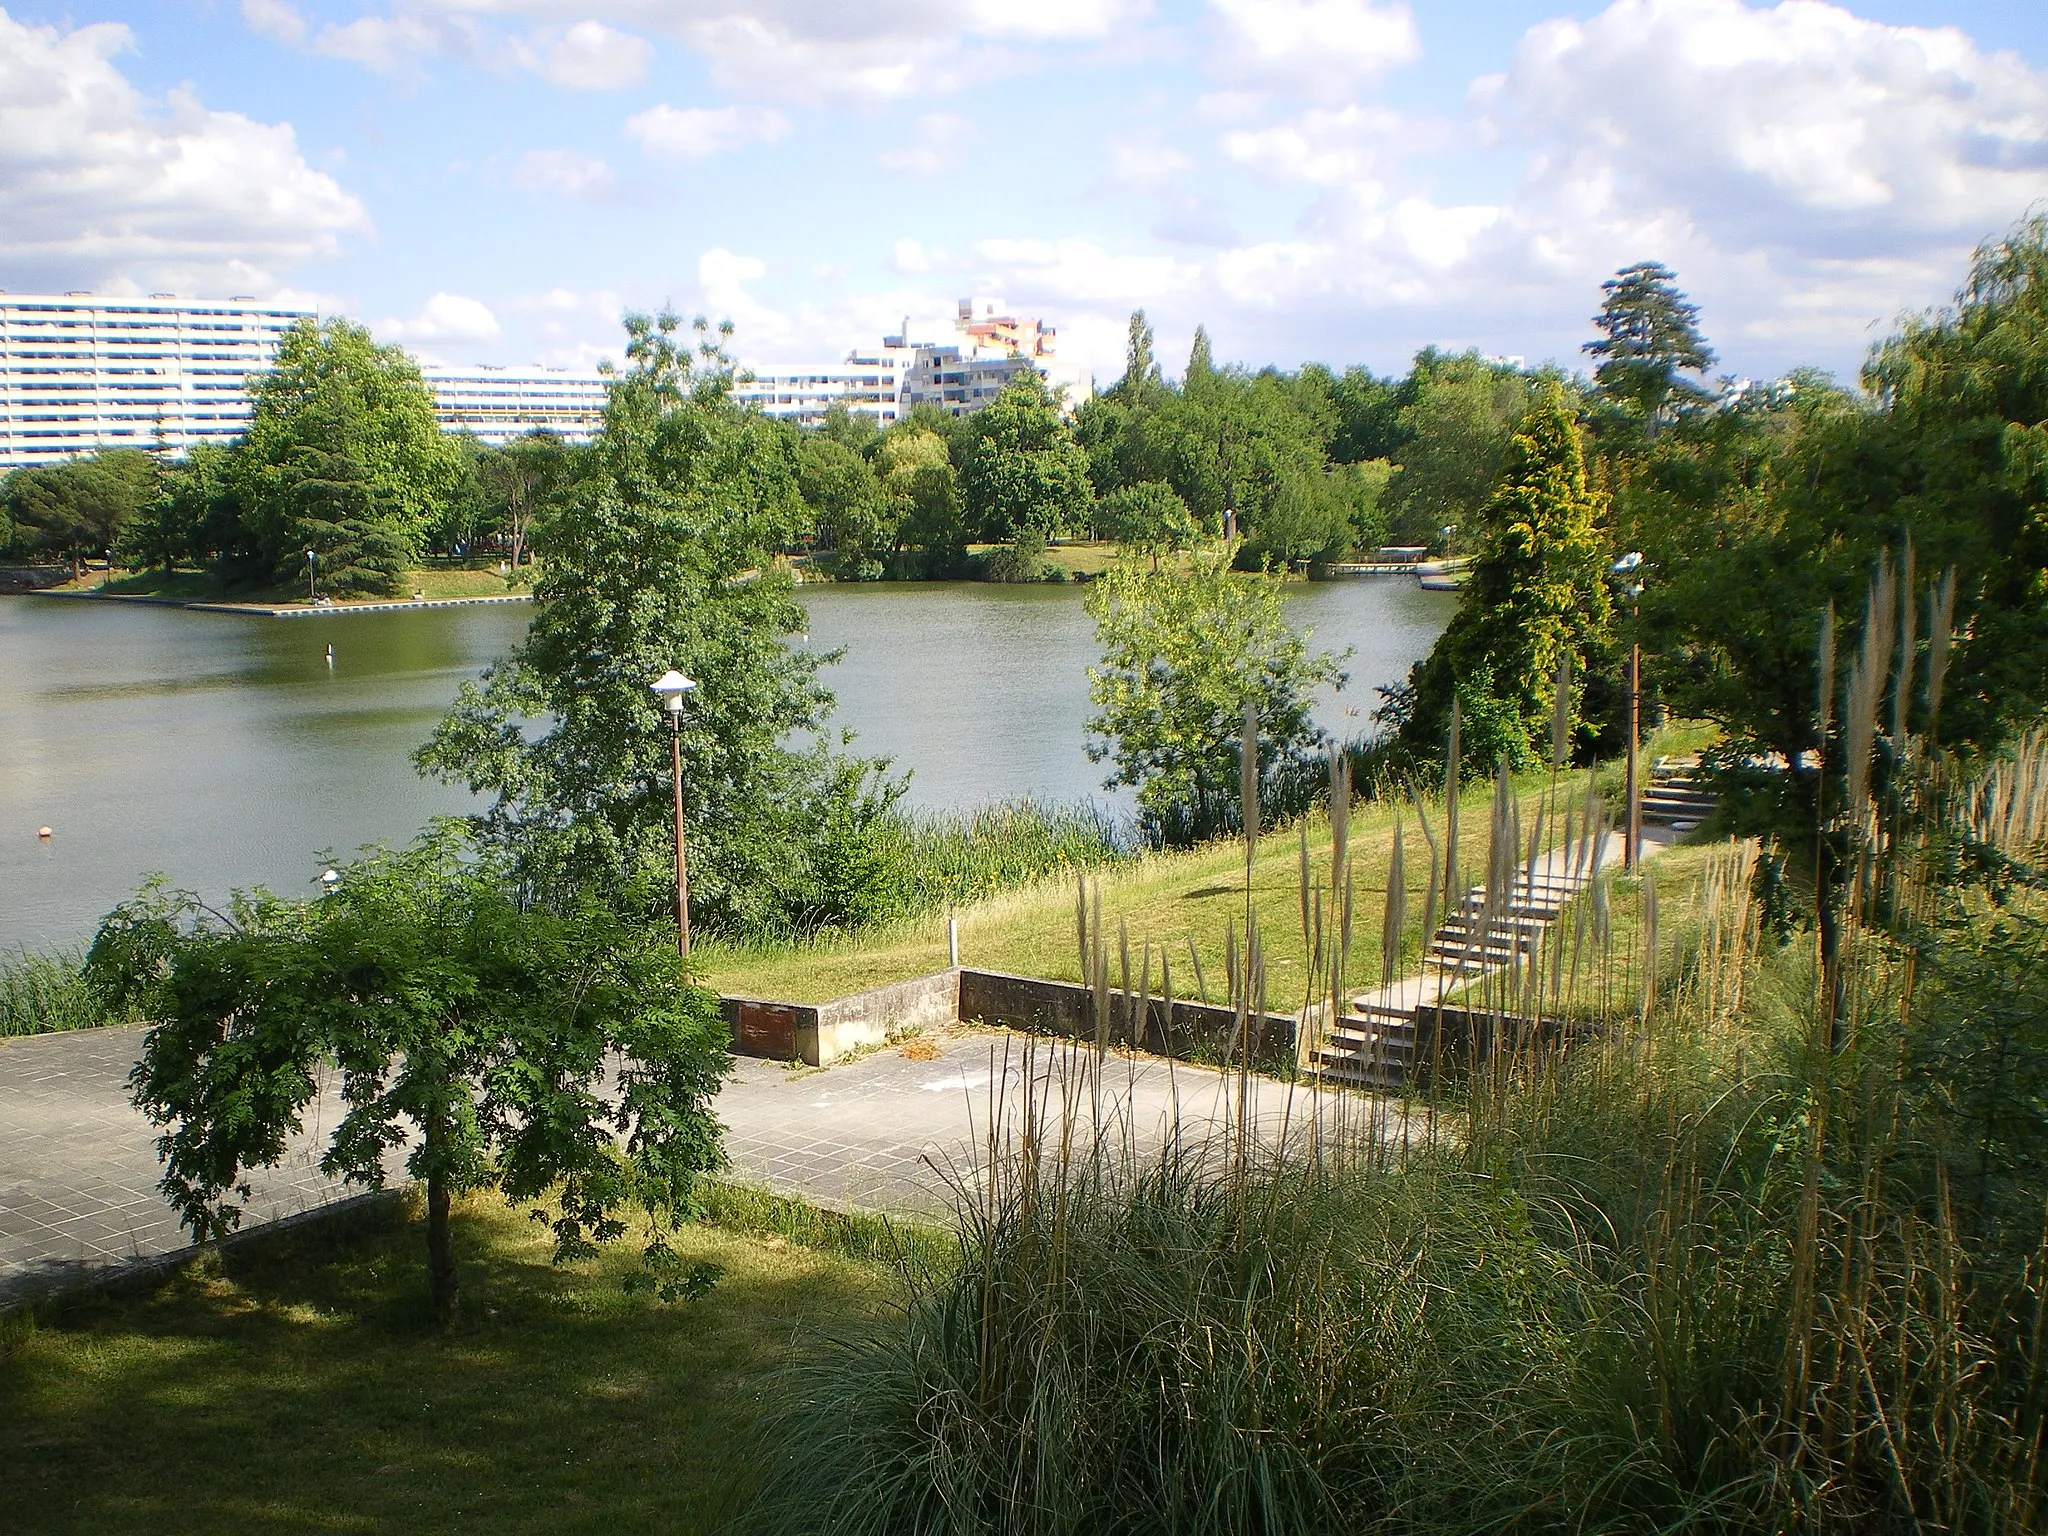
left=649, top=669, right=698, bottom=958
left=1440, top=523, right=1455, bottom=556
left=305, top=547, right=317, bottom=603
left=1612, top=552, right=1646, bottom=869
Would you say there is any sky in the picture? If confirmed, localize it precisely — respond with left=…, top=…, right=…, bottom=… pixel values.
left=2, top=0, right=2045, bottom=388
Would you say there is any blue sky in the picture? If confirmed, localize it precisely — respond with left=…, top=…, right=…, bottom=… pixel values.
left=3, top=0, right=2045, bottom=387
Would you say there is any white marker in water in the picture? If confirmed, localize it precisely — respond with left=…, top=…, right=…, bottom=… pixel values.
left=325, top=644, right=334, bottom=666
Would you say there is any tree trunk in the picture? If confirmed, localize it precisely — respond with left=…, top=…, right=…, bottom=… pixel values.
left=425, top=1108, right=458, bottom=1327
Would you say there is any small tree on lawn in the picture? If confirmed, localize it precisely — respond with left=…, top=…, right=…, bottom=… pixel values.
left=1087, top=554, right=1346, bottom=847
left=87, top=824, right=730, bottom=1325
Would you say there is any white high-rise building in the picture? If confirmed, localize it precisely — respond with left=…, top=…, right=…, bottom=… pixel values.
left=420, top=365, right=608, bottom=444
left=0, top=292, right=312, bottom=469
left=0, top=292, right=612, bottom=470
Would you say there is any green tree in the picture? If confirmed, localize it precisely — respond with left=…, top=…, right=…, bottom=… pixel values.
left=1585, top=260, right=1716, bottom=425
left=474, top=429, right=574, bottom=573
left=89, top=825, right=729, bottom=1327
left=289, top=449, right=413, bottom=596
left=876, top=426, right=964, bottom=573
left=1395, top=382, right=1613, bottom=770
left=959, top=372, right=1093, bottom=541
left=1087, top=555, right=1345, bottom=846
left=417, top=310, right=896, bottom=938
left=1117, top=310, right=1165, bottom=402
left=1, top=450, right=158, bottom=577
left=1381, top=350, right=1532, bottom=548
left=235, top=318, right=465, bottom=581
left=1096, top=480, right=1198, bottom=567
left=1186, top=325, right=1215, bottom=384
left=798, top=434, right=891, bottom=578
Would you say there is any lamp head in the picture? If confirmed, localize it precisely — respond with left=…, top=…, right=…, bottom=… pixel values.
left=650, top=669, right=697, bottom=715
left=1611, top=550, right=1645, bottom=576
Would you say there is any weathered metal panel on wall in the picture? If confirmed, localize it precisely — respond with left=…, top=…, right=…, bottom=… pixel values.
left=736, top=1001, right=798, bottom=1060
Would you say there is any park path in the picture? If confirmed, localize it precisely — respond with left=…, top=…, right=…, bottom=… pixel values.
left=0, top=1022, right=1343, bottom=1303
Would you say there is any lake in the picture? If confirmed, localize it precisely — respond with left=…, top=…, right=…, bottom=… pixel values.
left=0, top=579, right=1453, bottom=951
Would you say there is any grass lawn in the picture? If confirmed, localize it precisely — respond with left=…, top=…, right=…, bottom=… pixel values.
left=698, top=770, right=1576, bottom=1006
left=0, top=1190, right=896, bottom=1535
left=54, top=564, right=529, bottom=606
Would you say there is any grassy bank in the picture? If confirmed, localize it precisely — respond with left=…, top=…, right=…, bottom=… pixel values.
left=698, top=769, right=1566, bottom=1004
left=52, top=562, right=528, bottom=606
left=0, top=1190, right=896, bottom=1535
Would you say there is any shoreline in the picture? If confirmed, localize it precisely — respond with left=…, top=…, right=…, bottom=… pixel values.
left=25, top=589, right=534, bottom=618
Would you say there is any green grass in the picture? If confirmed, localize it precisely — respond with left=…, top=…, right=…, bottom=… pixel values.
left=0, top=1189, right=895, bottom=1535
left=697, top=771, right=1566, bottom=1006
left=0, top=948, right=133, bottom=1037
left=59, top=564, right=529, bottom=606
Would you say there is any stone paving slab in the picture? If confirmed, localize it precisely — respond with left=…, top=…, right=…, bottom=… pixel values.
left=3, top=1023, right=1351, bottom=1301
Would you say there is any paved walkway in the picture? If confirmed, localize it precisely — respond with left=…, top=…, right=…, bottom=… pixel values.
left=1, top=1024, right=1346, bottom=1302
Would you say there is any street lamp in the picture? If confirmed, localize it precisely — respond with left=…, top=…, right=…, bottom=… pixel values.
left=1611, top=552, right=1647, bottom=869
left=1440, top=523, right=1456, bottom=556
left=649, top=669, right=698, bottom=958
left=305, top=547, right=317, bottom=603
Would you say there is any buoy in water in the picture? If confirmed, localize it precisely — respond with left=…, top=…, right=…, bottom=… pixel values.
left=325, top=644, right=334, bottom=665
left=37, top=826, right=52, bottom=840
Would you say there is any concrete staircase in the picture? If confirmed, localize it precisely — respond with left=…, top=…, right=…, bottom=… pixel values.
left=1642, top=760, right=1717, bottom=833
left=1312, top=767, right=1715, bottom=1092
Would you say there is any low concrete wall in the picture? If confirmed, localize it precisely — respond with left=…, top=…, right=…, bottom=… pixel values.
left=958, top=968, right=1295, bottom=1066
left=0, top=565, right=67, bottom=593
left=720, top=966, right=1296, bottom=1071
left=723, top=970, right=962, bottom=1068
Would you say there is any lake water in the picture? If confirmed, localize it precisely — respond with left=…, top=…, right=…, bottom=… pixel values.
left=0, top=579, right=1452, bottom=951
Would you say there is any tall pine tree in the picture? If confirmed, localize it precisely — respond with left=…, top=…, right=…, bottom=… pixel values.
left=1584, top=261, right=1715, bottom=424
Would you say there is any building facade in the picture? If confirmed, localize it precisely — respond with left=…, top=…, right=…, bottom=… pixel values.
left=0, top=290, right=1084, bottom=470
left=0, top=292, right=310, bottom=469
left=421, top=365, right=608, bottom=444
left=0, top=292, right=612, bottom=470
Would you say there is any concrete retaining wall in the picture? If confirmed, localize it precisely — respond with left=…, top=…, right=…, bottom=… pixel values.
left=959, top=968, right=1295, bottom=1065
left=720, top=967, right=1296, bottom=1070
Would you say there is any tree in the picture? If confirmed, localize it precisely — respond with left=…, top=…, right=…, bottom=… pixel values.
left=1381, top=350, right=1532, bottom=548
left=417, top=310, right=899, bottom=938
left=235, top=318, right=465, bottom=581
left=1, top=450, right=158, bottom=576
left=1186, top=325, right=1215, bottom=384
left=1087, top=555, right=1346, bottom=847
left=1117, top=310, right=1164, bottom=402
left=89, top=826, right=730, bottom=1326
left=1394, top=382, right=1613, bottom=770
left=475, top=429, right=573, bottom=573
left=1096, top=481, right=1198, bottom=567
left=958, top=372, right=1093, bottom=541
left=1584, top=261, right=1716, bottom=425
left=798, top=434, right=891, bottom=578
left=287, top=449, right=413, bottom=596
left=876, top=426, right=964, bottom=573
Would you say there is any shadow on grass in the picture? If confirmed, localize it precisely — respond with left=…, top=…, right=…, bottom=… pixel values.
left=0, top=1190, right=895, bottom=1536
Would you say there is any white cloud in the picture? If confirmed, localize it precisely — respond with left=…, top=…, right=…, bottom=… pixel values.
left=891, top=237, right=936, bottom=274
left=377, top=292, right=503, bottom=348
left=241, top=0, right=307, bottom=46
left=625, top=103, right=791, bottom=161
left=1208, top=0, right=1420, bottom=98
left=1220, top=105, right=1408, bottom=184
left=1490, top=0, right=2048, bottom=255
left=514, top=21, right=652, bottom=90
left=1111, top=141, right=1193, bottom=185
left=0, top=13, right=368, bottom=296
left=880, top=114, right=973, bottom=176
left=512, top=148, right=620, bottom=201
left=250, top=1, right=1149, bottom=106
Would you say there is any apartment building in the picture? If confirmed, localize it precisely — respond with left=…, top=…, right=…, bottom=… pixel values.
left=0, top=292, right=310, bottom=469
